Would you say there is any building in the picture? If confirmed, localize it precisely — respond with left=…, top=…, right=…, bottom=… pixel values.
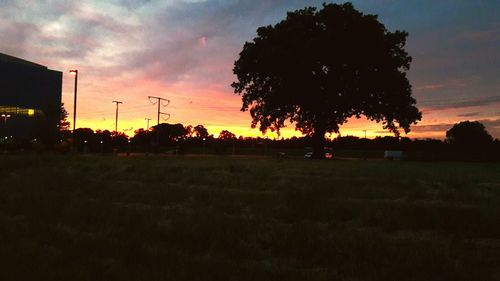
left=0, top=53, right=62, bottom=145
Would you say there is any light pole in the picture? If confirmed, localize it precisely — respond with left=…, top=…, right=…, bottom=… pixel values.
left=69, top=69, right=78, bottom=132
left=112, top=100, right=123, bottom=135
left=145, top=118, right=151, bottom=130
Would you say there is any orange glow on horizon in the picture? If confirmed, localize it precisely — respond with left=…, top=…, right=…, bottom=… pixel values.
left=62, top=69, right=493, bottom=141
left=74, top=116, right=438, bottom=140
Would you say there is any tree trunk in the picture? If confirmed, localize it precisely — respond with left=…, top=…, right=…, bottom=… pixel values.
left=311, top=125, right=326, bottom=159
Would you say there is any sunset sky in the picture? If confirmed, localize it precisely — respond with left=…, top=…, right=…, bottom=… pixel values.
left=1, top=0, right=499, bottom=139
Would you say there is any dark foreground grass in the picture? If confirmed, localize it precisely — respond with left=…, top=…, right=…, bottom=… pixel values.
left=0, top=154, right=499, bottom=281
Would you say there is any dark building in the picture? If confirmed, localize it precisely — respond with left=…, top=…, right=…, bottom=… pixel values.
left=0, top=53, right=62, bottom=145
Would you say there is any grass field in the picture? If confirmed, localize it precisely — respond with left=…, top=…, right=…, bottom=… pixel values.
left=0, top=154, right=499, bottom=280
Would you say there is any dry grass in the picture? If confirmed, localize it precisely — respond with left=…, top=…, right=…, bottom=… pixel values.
left=0, top=154, right=499, bottom=280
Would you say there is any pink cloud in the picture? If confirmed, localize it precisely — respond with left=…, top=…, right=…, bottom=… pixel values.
left=198, top=36, right=208, bottom=47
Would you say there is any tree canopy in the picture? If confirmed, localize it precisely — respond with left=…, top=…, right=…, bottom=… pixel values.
left=232, top=2, right=421, bottom=157
left=153, top=123, right=188, bottom=144
left=193, top=125, right=209, bottom=139
left=59, top=103, right=70, bottom=131
left=446, top=121, right=493, bottom=148
left=218, top=130, right=236, bottom=140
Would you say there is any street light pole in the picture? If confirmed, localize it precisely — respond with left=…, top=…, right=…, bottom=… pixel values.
left=69, top=69, right=78, bottom=132
left=112, top=100, right=123, bottom=135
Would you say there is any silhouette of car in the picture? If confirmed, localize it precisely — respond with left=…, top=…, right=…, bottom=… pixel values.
left=304, top=152, right=333, bottom=159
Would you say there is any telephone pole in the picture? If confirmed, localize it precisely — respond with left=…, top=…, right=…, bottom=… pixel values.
left=112, top=100, right=123, bottom=135
left=145, top=118, right=151, bottom=130
left=148, top=96, right=170, bottom=147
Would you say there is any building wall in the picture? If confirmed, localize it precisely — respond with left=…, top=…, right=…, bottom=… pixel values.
left=0, top=54, right=62, bottom=144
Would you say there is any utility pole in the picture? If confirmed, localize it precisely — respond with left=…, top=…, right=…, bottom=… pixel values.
left=112, top=100, right=123, bottom=135
left=363, top=130, right=367, bottom=139
left=145, top=118, right=151, bottom=130
left=148, top=96, right=170, bottom=148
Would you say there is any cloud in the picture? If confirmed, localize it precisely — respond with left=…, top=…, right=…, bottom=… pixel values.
left=409, top=118, right=500, bottom=138
left=410, top=123, right=453, bottom=133
left=459, top=23, right=500, bottom=45
left=119, top=0, right=260, bottom=83
left=479, top=118, right=500, bottom=128
left=414, top=79, right=467, bottom=91
left=419, top=95, right=500, bottom=110
left=472, top=118, right=500, bottom=138
left=457, top=112, right=480, bottom=117
left=0, top=20, right=39, bottom=57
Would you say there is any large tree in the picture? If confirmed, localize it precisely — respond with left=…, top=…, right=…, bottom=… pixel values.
left=446, top=121, right=493, bottom=148
left=153, top=123, right=189, bottom=145
left=232, top=3, right=421, bottom=158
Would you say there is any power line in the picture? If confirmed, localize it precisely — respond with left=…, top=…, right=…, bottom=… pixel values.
left=74, top=104, right=150, bottom=116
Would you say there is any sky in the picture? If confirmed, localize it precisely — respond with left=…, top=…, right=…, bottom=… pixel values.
left=1, top=0, right=499, bottom=139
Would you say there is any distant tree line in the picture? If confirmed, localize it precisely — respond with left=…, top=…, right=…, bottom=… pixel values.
left=1, top=119, right=498, bottom=161
left=60, top=121, right=498, bottom=161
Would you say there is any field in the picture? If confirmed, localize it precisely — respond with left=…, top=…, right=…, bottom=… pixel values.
left=0, top=154, right=499, bottom=281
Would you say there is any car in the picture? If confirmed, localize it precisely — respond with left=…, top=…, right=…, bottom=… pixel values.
left=304, top=152, right=333, bottom=159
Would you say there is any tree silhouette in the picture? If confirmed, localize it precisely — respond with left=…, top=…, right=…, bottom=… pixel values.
left=131, top=128, right=153, bottom=147
left=59, top=103, right=70, bottom=132
left=73, top=128, right=94, bottom=152
left=152, top=123, right=188, bottom=145
left=446, top=121, right=493, bottom=148
left=193, top=125, right=209, bottom=139
left=232, top=3, right=421, bottom=158
left=218, top=130, right=236, bottom=140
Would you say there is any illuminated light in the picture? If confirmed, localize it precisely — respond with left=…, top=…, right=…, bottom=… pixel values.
left=1, top=106, right=42, bottom=117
